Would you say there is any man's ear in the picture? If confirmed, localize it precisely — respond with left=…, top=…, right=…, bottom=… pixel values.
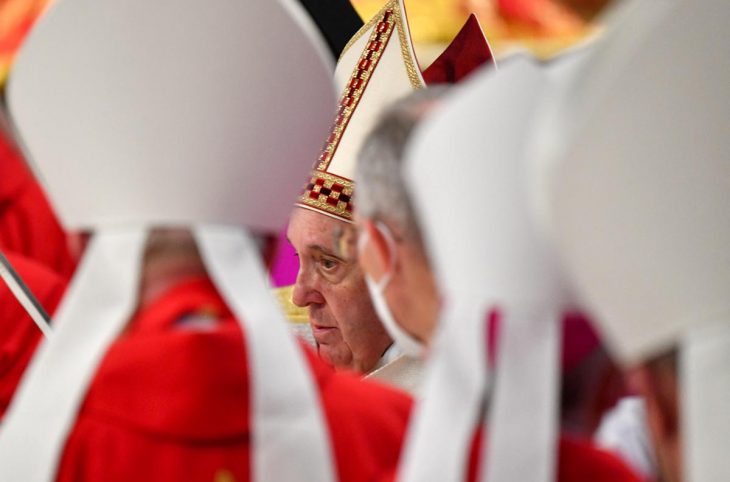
left=362, top=219, right=394, bottom=281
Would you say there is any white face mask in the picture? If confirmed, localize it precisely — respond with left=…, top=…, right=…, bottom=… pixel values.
left=358, top=222, right=425, bottom=358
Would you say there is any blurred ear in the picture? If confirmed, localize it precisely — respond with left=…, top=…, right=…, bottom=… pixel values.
left=361, top=219, right=393, bottom=282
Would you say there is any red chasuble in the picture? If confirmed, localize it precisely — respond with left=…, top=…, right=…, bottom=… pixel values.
left=0, top=129, right=75, bottom=279
left=56, top=277, right=411, bottom=482
left=0, top=253, right=65, bottom=419
left=380, top=429, right=645, bottom=482
left=463, top=429, right=647, bottom=482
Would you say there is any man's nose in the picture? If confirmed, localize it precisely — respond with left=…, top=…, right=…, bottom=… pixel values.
left=291, top=268, right=325, bottom=307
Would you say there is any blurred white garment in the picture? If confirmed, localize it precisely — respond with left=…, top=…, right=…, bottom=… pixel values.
left=368, top=354, right=424, bottom=395
left=595, top=397, right=657, bottom=481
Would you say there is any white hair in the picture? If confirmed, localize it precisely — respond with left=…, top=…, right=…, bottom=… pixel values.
left=355, top=86, right=449, bottom=240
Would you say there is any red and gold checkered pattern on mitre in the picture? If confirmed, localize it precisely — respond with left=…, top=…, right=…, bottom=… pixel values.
left=296, top=0, right=425, bottom=222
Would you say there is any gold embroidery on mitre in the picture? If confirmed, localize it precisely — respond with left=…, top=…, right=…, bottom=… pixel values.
left=392, top=4, right=425, bottom=89
left=340, top=1, right=424, bottom=90
left=300, top=171, right=355, bottom=220
left=298, top=5, right=397, bottom=221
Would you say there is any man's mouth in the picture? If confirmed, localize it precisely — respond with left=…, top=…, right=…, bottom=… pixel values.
left=311, top=323, right=337, bottom=336
left=312, top=323, right=337, bottom=343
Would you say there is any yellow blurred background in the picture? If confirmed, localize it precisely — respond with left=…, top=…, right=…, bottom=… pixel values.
left=352, top=0, right=613, bottom=63
left=0, top=0, right=50, bottom=86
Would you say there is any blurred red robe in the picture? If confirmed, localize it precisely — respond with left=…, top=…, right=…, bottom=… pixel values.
left=0, top=252, right=65, bottom=419
left=55, top=277, right=411, bottom=482
left=0, top=129, right=75, bottom=279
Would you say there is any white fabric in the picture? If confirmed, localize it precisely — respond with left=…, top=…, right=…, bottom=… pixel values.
left=545, top=2, right=730, bottom=481
left=364, top=266, right=425, bottom=358
left=401, top=58, right=564, bottom=482
left=548, top=0, right=730, bottom=363
left=195, top=226, right=335, bottom=482
left=399, top=297, right=491, bottom=482
left=359, top=223, right=426, bottom=358
left=683, top=322, right=730, bottom=482
left=405, top=60, right=568, bottom=307
left=0, top=252, right=52, bottom=338
left=596, top=397, right=656, bottom=480
left=531, top=0, right=676, bottom=241
left=375, top=343, right=403, bottom=370
left=0, top=230, right=148, bottom=481
left=367, top=354, right=424, bottom=396
left=320, top=0, right=425, bottom=188
left=484, top=309, right=560, bottom=482
left=8, top=0, right=334, bottom=232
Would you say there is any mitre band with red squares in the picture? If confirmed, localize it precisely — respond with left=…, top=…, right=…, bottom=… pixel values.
left=296, top=0, right=495, bottom=222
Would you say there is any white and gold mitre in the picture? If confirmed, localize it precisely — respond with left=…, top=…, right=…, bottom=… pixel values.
left=296, top=0, right=494, bottom=222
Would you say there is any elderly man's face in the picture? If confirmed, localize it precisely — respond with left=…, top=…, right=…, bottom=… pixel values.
left=287, top=208, right=392, bottom=373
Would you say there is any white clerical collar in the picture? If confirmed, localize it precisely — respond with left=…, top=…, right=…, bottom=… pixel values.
left=372, top=343, right=402, bottom=372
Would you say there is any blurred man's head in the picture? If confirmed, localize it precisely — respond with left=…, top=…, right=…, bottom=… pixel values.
left=354, top=87, right=448, bottom=356
left=139, top=228, right=207, bottom=309
left=287, top=208, right=391, bottom=373
left=140, top=228, right=279, bottom=311
left=356, top=88, right=625, bottom=442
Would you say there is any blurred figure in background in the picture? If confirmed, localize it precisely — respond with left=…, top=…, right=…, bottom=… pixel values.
left=356, top=86, right=628, bottom=434
left=549, top=1, right=729, bottom=481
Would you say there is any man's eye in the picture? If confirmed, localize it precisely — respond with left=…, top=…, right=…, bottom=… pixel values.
left=320, top=258, right=338, bottom=270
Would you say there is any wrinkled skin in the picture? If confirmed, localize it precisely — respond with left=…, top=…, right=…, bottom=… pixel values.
left=287, top=208, right=391, bottom=373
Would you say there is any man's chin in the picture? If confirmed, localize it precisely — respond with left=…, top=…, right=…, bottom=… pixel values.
left=316, top=346, right=352, bottom=371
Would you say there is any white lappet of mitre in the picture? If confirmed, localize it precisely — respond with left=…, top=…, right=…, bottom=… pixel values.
left=0, top=0, right=338, bottom=481
left=398, top=57, right=571, bottom=482
left=545, top=1, right=730, bottom=481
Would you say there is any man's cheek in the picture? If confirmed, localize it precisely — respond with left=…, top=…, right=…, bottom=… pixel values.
left=317, top=345, right=335, bottom=366
left=318, top=340, right=353, bottom=369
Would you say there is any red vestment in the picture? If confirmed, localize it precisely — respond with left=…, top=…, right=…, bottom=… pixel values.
left=464, top=428, right=647, bottom=482
left=379, top=428, right=645, bottom=482
left=55, top=277, right=411, bottom=482
left=0, top=252, right=65, bottom=419
left=0, top=130, right=74, bottom=278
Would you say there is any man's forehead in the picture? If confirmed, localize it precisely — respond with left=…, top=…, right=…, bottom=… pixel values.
left=287, top=208, right=357, bottom=256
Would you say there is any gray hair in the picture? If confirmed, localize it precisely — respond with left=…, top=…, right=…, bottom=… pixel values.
left=355, top=86, right=449, bottom=240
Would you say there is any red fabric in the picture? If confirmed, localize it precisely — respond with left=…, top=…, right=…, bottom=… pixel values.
left=56, top=277, right=411, bottom=482
left=0, top=129, right=75, bottom=279
left=379, top=428, right=644, bottom=482
left=464, top=428, right=646, bottom=482
left=422, top=14, right=495, bottom=85
left=0, top=253, right=65, bottom=419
